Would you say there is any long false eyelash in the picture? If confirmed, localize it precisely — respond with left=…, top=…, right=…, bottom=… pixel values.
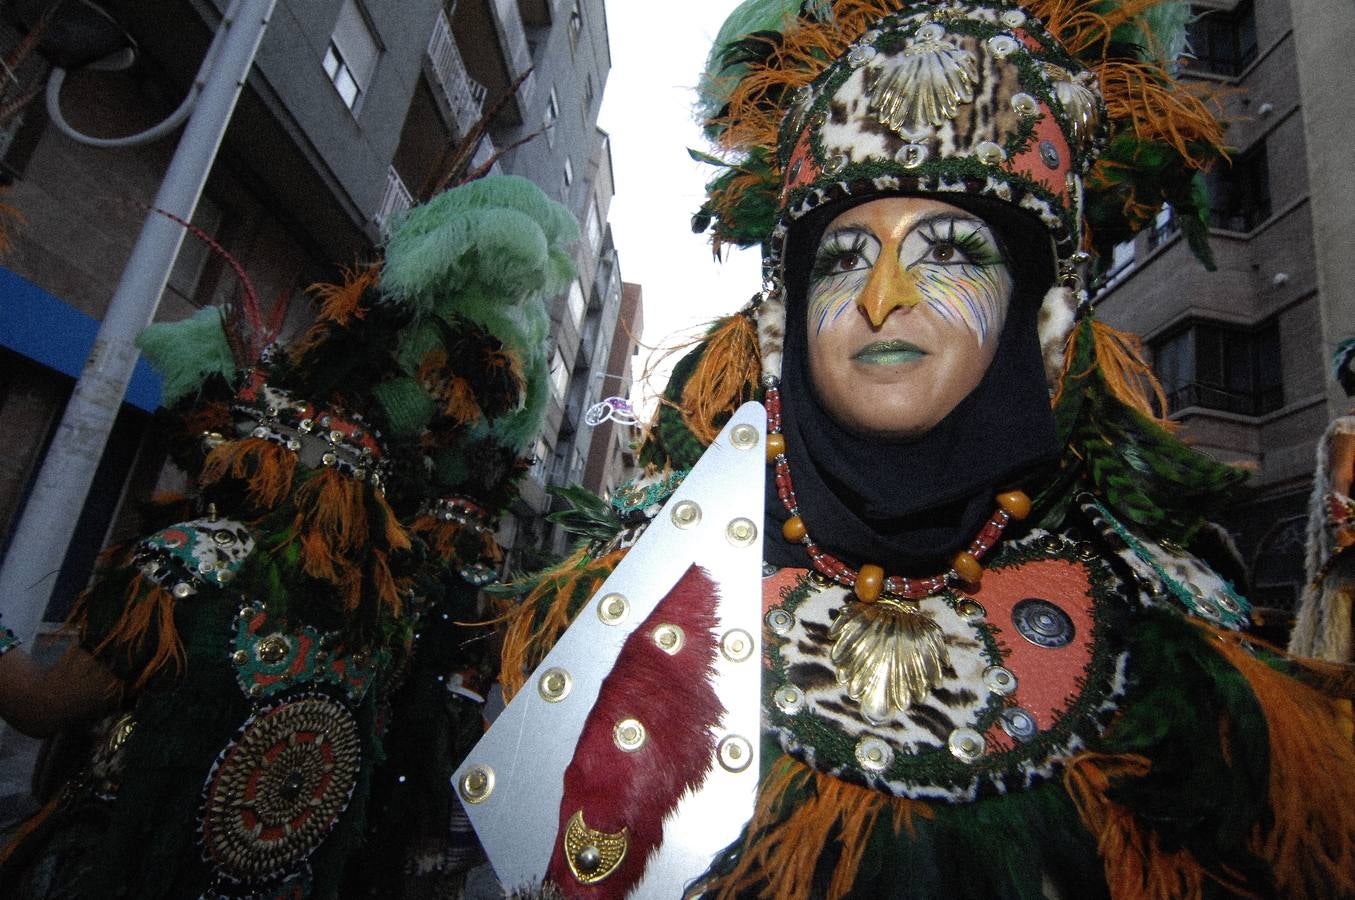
left=811, top=232, right=872, bottom=280
left=916, top=218, right=1003, bottom=266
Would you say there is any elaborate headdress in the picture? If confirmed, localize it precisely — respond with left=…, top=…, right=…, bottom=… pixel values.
left=646, top=0, right=1242, bottom=543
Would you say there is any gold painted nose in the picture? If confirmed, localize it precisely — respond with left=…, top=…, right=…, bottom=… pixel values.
left=856, top=255, right=920, bottom=328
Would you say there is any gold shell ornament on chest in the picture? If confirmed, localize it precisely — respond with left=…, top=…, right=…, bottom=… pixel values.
left=829, top=598, right=949, bottom=724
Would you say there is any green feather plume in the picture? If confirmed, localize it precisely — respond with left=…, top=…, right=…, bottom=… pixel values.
left=135, top=307, right=237, bottom=406
left=381, top=175, right=578, bottom=311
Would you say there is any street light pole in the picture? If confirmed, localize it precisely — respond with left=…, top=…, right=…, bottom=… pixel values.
left=0, top=0, right=276, bottom=651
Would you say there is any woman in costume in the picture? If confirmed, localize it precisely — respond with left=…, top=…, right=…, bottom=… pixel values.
left=1290, top=338, right=1355, bottom=664
left=0, top=175, right=575, bottom=899
left=473, top=1, right=1355, bottom=896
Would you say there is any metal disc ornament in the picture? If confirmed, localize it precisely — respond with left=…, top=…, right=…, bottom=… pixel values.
left=201, top=695, right=362, bottom=884
left=1011, top=598, right=1075, bottom=648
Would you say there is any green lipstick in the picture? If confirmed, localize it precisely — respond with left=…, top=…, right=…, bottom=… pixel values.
left=852, top=340, right=925, bottom=365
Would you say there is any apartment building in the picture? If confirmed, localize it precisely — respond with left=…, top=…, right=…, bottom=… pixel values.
left=1094, top=0, right=1355, bottom=612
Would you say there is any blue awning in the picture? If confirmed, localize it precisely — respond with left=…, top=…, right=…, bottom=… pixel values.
left=0, top=267, right=162, bottom=412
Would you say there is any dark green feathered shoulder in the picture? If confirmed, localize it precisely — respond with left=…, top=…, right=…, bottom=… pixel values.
left=1039, top=317, right=1247, bottom=544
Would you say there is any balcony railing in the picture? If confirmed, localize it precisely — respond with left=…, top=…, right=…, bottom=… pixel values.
left=427, top=9, right=487, bottom=134
left=374, top=166, right=413, bottom=230
left=1165, top=382, right=1284, bottom=417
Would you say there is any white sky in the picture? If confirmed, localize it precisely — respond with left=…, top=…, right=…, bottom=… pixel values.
left=597, top=0, right=762, bottom=412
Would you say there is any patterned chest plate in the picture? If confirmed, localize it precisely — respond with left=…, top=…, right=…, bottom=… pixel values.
left=230, top=605, right=386, bottom=704
left=762, top=530, right=1131, bottom=802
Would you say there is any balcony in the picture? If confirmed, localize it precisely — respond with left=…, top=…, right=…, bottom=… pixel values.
left=374, top=166, right=413, bottom=231
left=426, top=9, right=488, bottom=137
left=1165, top=382, right=1284, bottom=417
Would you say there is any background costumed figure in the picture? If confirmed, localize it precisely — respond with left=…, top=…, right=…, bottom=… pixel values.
left=1289, top=337, right=1355, bottom=664
left=457, top=1, right=1355, bottom=897
left=0, top=174, right=574, bottom=900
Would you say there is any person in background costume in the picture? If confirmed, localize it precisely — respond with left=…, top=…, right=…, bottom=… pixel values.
left=469, top=1, right=1355, bottom=897
left=1290, top=338, right=1355, bottom=664
left=0, top=174, right=575, bottom=900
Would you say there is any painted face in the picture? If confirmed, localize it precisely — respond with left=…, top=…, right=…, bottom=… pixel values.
left=805, top=196, right=1014, bottom=439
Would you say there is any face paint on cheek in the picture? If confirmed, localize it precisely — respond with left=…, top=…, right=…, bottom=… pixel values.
left=808, top=271, right=868, bottom=336
left=914, top=263, right=1010, bottom=346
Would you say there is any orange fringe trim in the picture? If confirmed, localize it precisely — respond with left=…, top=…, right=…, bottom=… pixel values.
left=288, top=468, right=410, bottom=614
left=1064, top=752, right=1239, bottom=899
left=200, top=437, right=298, bottom=510
left=408, top=514, right=504, bottom=570
left=1208, top=627, right=1355, bottom=896
left=1089, top=319, right=1175, bottom=430
left=702, top=756, right=932, bottom=899
left=308, top=264, right=381, bottom=327
left=679, top=314, right=761, bottom=446
left=498, top=546, right=627, bottom=701
left=0, top=793, right=61, bottom=866
left=78, top=574, right=185, bottom=693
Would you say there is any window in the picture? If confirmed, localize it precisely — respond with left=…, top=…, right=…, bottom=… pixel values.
left=563, top=156, right=574, bottom=186
left=1206, top=142, right=1270, bottom=232
left=582, top=74, right=595, bottom=122
left=569, top=1, right=583, bottom=50
left=544, top=87, right=559, bottom=148
left=1187, top=2, right=1258, bottom=77
left=1152, top=318, right=1283, bottom=416
left=166, top=197, right=224, bottom=306
left=530, top=437, right=550, bottom=483
left=550, top=347, right=569, bottom=402
left=566, top=278, right=586, bottom=327
left=1105, top=238, right=1135, bottom=280
left=584, top=200, right=601, bottom=250
left=323, top=0, right=379, bottom=110
left=1145, top=203, right=1178, bottom=251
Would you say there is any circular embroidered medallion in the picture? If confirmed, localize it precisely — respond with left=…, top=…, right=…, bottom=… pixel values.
left=201, top=695, right=361, bottom=884
left=1011, top=598, right=1076, bottom=648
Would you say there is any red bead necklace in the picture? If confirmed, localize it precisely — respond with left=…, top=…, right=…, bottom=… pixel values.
left=764, top=385, right=1030, bottom=603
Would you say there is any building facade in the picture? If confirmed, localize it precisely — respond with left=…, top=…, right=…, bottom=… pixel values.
left=1094, top=0, right=1355, bottom=612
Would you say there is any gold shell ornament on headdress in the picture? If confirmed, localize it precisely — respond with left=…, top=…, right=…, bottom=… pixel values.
left=868, top=23, right=980, bottom=131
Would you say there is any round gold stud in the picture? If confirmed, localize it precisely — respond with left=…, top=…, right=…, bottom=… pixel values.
left=720, top=629, right=754, bottom=663
left=1011, top=92, right=1039, bottom=117
left=597, top=593, right=629, bottom=625
left=717, top=735, right=753, bottom=772
left=459, top=764, right=495, bottom=804
left=652, top=624, right=685, bottom=656
left=854, top=735, right=893, bottom=772
left=975, top=141, right=1006, bottom=165
left=726, top=517, right=758, bottom=547
left=948, top=727, right=986, bottom=763
left=956, top=598, right=986, bottom=620
left=895, top=143, right=930, bottom=168
left=774, top=684, right=805, bottom=714
left=765, top=608, right=795, bottom=636
left=538, top=667, right=573, bottom=702
left=670, top=500, right=701, bottom=529
left=256, top=633, right=290, bottom=665
left=231, top=649, right=249, bottom=666
left=613, top=718, right=647, bottom=752
left=983, top=665, right=1018, bottom=696
left=730, top=424, right=759, bottom=450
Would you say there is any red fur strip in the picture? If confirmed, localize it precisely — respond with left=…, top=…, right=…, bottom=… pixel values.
left=547, top=564, right=725, bottom=896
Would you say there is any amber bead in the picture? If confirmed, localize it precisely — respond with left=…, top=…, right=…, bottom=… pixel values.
left=952, top=550, right=982, bottom=584
left=854, top=564, right=884, bottom=603
left=766, top=432, right=786, bottom=462
left=996, top=490, right=1031, bottom=520
left=782, top=515, right=806, bottom=542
